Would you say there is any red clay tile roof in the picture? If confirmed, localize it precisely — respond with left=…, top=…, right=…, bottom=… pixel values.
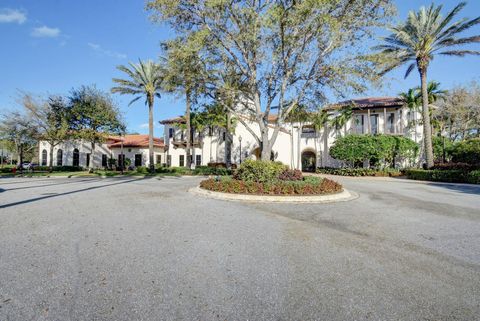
left=325, top=97, right=404, bottom=110
left=107, top=135, right=164, bottom=148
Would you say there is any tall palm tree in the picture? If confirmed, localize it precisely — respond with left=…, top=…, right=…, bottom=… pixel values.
left=373, top=2, right=480, bottom=168
left=112, top=60, right=163, bottom=172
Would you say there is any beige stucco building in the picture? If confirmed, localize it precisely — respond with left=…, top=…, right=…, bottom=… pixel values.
left=161, top=97, right=423, bottom=170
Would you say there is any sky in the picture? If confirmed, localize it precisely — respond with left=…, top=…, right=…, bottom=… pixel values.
left=1, top=0, right=479, bottom=137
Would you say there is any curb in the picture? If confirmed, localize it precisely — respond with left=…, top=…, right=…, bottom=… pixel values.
left=189, top=186, right=359, bottom=203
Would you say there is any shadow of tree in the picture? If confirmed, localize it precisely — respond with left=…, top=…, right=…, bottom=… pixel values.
left=0, top=177, right=150, bottom=209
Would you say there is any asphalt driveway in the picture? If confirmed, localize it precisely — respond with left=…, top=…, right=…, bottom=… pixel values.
left=0, top=175, right=479, bottom=321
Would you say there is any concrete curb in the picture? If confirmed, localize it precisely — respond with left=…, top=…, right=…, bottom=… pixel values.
left=189, top=186, right=358, bottom=203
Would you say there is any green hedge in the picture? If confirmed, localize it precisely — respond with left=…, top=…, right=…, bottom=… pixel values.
left=316, top=167, right=403, bottom=177
left=405, top=169, right=480, bottom=184
left=154, top=166, right=232, bottom=176
left=200, top=176, right=342, bottom=195
left=28, top=166, right=84, bottom=172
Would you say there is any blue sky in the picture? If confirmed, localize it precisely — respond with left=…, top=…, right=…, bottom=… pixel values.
left=1, top=0, right=479, bottom=137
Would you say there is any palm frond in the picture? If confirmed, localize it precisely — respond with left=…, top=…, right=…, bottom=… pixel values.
left=404, top=63, right=416, bottom=79
left=439, top=50, right=480, bottom=56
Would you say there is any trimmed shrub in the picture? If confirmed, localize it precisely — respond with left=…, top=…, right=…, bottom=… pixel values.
left=316, top=167, right=402, bottom=177
left=451, top=139, right=480, bottom=165
left=31, top=165, right=84, bottom=172
left=405, top=169, right=480, bottom=184
left=234, top=159, right=287, bottom=183
left=432, top=162, right=479, bottom=170
left=278, top=169, right=303, bottom=181
left=199, top=176, right=342, bottom=195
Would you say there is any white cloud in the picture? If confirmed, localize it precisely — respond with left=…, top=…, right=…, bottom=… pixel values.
left=31, top=25, right=60, bottom=38
left=139, top=123, right=160, bottom=129
left=88, top=42, right=127, bottom=59
left=0, top=8, right=27, bottom=24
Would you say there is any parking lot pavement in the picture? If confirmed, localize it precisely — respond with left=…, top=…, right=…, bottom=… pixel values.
left=0, top=176, right=479, bottom=321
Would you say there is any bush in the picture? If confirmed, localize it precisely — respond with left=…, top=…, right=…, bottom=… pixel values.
left=432, top=136, right=454, bottom=162
left=278, top=169, right=303, bottom=181
left=405, top=169, right=480, bottom=184
left=234, top=159, right=287, bottom=183
left=330, top=134, right=418, bottom=167
left=451, top=139, right=480, bottom=165
left=316, top=167, right=402, bottom=177
left=199, top=176, right=342, bottom=195
left=136, top=166, right=149, bottom=174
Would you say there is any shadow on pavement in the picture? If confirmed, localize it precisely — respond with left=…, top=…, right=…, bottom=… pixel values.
left=0, top=177, right=149, bottom=209
left=2, top=178, right=103, bottom=192
left=427, top=182, right=480, bottom=195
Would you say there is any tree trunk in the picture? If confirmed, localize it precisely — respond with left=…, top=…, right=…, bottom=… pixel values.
left=148, top=95, right=155, bottom=173
left=419, top=68, right=434, bottom=168
left=225, top=112, right=232, bottom=169
left=185, top=90, right=192, bottom=168
left=297, top=124, right=302, bottom=169
left=89, top=142, right=95, bottom=172
left=49, top=144, right=54, bottom=172
left=260, top=130, right=271, bottom=160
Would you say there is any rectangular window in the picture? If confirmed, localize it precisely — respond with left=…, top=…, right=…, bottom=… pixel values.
left=388, top=113, right=395, bottom=133
left=168, top=128, right=174, bottom=138
left=354, top=115, right=364, bottom=134
left=208, top=126, right=213, bottom=136
left=102, top=154, right=107, bottom=167
left=156, top=154, right=161, bottom=165
left=301, top=126, right=315, bottom=134
left=370, top=114, right=379, bottom=134
left=135, top=154, right=142, bottom=167
left=179, top=155, right=185, bottom=167
left=195, top=155, right=201, bottom=166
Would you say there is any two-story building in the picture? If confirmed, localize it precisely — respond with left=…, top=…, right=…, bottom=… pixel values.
left=160, top=97, right=423, bottom=171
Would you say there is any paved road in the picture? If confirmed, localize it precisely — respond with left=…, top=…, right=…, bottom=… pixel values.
left=0, top=175, right=479, bottom=321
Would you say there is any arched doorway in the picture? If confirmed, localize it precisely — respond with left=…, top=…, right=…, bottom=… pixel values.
left=41, top=149, right=47, bottom=166
left=301, top=150, right=316, bottom=172
left=72, top=148, right=80, bottom=167
left=56, top=149, right=63, bottom=166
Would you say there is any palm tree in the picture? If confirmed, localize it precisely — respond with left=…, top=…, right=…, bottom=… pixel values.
left=330, top=106, right=353, bottom=137
left=373, top=2, right=480, bottom=168
left=112, top=60, right=163, bottom=173
left=311, top=110, right=330, bottom=167
left=424, top=81, right=448, bottom=106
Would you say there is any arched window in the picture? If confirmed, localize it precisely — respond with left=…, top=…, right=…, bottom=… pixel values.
left=72, top=148, right=80, bottom=167
left=56, top=149, right=63, bottom=166
left=41, top=149, right=47, bottom=166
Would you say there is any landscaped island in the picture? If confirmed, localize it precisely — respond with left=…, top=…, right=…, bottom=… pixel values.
left=199, top=160, right=342, bottom=196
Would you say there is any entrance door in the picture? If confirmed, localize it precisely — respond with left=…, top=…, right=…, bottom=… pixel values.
left=135, top=154, right=142, bottom=167
left=301, top=150, right=316, bottom=172
left=86, top=153, right=90, bottom=168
